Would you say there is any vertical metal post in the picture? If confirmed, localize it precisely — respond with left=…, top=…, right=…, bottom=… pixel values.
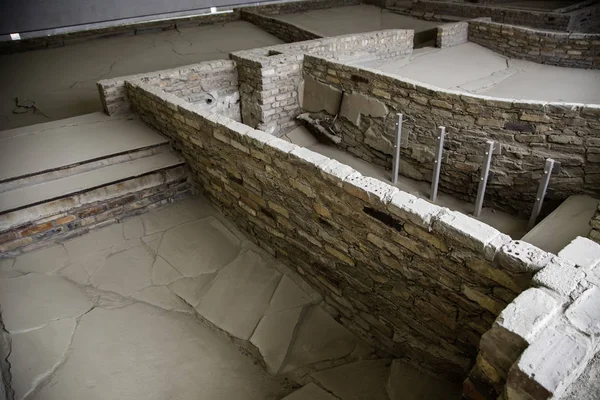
left=391, top=113, right=403, bottom=185
left=430, top=126, right=446, bottom=203
left=474, top=141, right=495, bottom=217
left=527, top=158, right=555, bottom=230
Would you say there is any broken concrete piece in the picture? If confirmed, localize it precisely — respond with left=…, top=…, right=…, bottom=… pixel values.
left=196, top=250, right=281, bottom=340
left=141, top=196, right=217, bottom=235
left=133, top=286, right=193, bottom=313
left=168, top=274, right=216, bottom=308
left=158, top=217, right=241, bottom=276
left=152, top=256, right=182, bottom=285
left=13, top=244, right=69, bottom=274
left=90, top=245, right=153, bottom=296
left=340, top=92, right=388, bottom=127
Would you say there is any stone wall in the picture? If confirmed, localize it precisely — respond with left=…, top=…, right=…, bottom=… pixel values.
left=126, top=79, right=555, bottom=382
left=97, top=60, right=240, bottom=119
left=244, top=0, right=360, bottom=16
left=590, top=203, right=600, bottom=243
left=0, top=166, right=191, bottom=257
left=436, top=21, right=469, bottom=48
left=241, top=10, right=323, bottom=43
left=412, top=0, right=572, bottom=31
left=468, top=19, right=600, bottom=69
left=301, top=55, right=600, bottom=217
left=465, top=238, right=600, bottom=399
left=231, top=29, right=414, bottom=136
left=568, top=3, right=600, bottom=33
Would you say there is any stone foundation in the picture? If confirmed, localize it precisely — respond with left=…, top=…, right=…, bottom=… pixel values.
left=301, top=55, right=600, bottom=217
left=468, top=19, right=600, bottom=69
left=97, top=60, right=240, bottom=118
left=0, top=166, right=192, bottom=257
left=125, top=79, right=558, bottom=382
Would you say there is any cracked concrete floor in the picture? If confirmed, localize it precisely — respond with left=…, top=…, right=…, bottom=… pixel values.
left=0, top=21, right=283, bottom=131
left=0, top=196, right=382, bottom=400
left=355, top=42, right=600, bottom=104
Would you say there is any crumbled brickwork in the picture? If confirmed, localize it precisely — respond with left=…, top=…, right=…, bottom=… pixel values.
left=97, top=60, right=239, bottom=118
left=0, top=166, right=192, bottom=257
left=302, top=55, right=600, bottom=216
left=126, top=80, right=552, bottom=381
left=231, top=30, right=414, bottom=136
left=468, top=20, right=600, bottom=69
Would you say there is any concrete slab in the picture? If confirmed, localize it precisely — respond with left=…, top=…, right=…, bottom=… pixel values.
left=13, top=244, right=69, bottom=274
left=282, top=383, right=338, bottom=400
left=133, top=286, right=194, bottom=313
left=9, top=318, right=76, bottom=400
left=152, top=255, right=183, bottom=285
left=168, top=273, right=217, bottom=308
left=157, top=217, right=242, bottom=276
left=141, top=196, right=218, bottom=235
left=355, top=43, right=600, bottom=104
left=311, top=359, right=392, bottom=400
left=33, top=303, right=289, bottom=400
left=0, top=273, right=91, bottom=332
left=273, top=5, right=440, bottom=37
left=0, top=21, right=283, bottom=131
left=196, top=249, right=282, bottom=340
left=522, top=195, right=599, bottom=254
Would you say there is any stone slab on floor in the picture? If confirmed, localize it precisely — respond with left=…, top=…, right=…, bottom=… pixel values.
left=311, top=359, right=392, bottom=400
left=282, top=383, right=338, bottom=400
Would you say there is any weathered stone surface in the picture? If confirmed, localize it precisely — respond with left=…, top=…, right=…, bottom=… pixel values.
left=9, top=318, right=76, bottom=400
left=196, top=250, right=281, bottom=340
left=565, top=287, right=600, bottom=336
left=497, top=241, right=552, bottom=273
left=34, top=303, right=288, bottom=400
left=13, top=244, right=69, bottom=274
left=158, top=217, right=241, bottom=277
left=90, top=245, right=153, bottom=296
left=141, top=196, right=216, bottom=235
left=168, top=274, right=216, bottom=309
left=387, top=359, right=461, bottom=400
left=340, top=92, right=388, bottom=127
left=282, top=383, right=338, bottom=400
left=250, top=275, right=312, bottom=373
left=302, top=76, right=342, bottom=115
left=281, top=306, right=362, bottom=373
left=133, top=286, right=194, bottom=313
left=558, top=236, right=600, bottom=270
left=312, top=359, right=391, bottom=400
left=532, top=257, right=585, bottom=297
left=123, top=216, right=144, bottom=239
left=152, top=256, right=182, bottom=285
left=0, top=273, right=91, bottom=332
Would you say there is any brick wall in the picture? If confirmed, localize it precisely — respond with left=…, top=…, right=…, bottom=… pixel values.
left=465, top=250, right=600, bottom=399
left=436, top=21, right=469, bottom=48
left=468, top=20, right=600, bottom=69
left=243, top=0, right=360, bottom=16
left=0, top=167, right=192, bottom=257
left=301, top=55, right=600, bottom=217
left=97, top=60, right=240, bottom=119
left=590, top=203, right=600, bottom=243
left=231, top=30, right=414, bottom=136
left=126, top=79, right=554, bottom=382
left=412, top=0, right=572, bottom=31
left=241, top=10, right=323, bottom=43
left=568, top=3, right=600, bottom=34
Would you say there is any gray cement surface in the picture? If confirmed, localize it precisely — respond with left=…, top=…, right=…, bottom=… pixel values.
left=356, top=43, right=600, bottom=104
left=273, top=5, right=440, bottom=36
left=0, top=21, right=283, bottom=130
left=284, top=126, right=528, bottom=239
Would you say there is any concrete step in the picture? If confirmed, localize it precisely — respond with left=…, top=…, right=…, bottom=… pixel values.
left=522, top=195, right=599, bottom=255
left=0, top=151, right=184, bottom=214
left=0, top=112, right=169, bottom=183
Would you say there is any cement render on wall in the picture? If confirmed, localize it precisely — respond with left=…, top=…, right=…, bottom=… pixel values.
left=468, top=19, right=600, bottom=69
left=125, top=78, right=560, bottom=382
left=301, top=55, right=600, bottom=217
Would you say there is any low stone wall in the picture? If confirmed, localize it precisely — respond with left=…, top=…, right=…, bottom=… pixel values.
left=468, top=19, right=600, bottom=69
left=590, top=203, right=600, bottom=243
left=231, top=29, right=414, bottom=136
left=412, top=0, right=572, bottom=31
left=0, top=166, right=191, bottom=257
left=301, top=55, right=600, bottom=216
left=97, top=60, right=240, bottom=119
left=126, top=79, right=556, bottom=382
left=436, top=21, right=469, bottom=48
left=568, top=2, right=600, bottom=33
left=465, top=242, right=600, bottom=399
left=241, top=10, right=323, bottom=43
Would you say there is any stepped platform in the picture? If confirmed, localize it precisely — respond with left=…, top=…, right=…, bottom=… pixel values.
left=0, top=113, right=190, bottom=256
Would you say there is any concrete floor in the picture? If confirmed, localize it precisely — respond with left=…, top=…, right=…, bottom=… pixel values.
left=273, top=5, right=440, bottom=36
left=284, top=126, right=528, bottom=239
left=356, top=43, right=600, bottom=104
left=0, top=21, right=282, bottom=131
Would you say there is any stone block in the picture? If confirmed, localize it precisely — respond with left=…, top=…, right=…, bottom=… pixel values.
left=433, top=210, right=502, bottom=253
left=302, top=76, right=342, bottom=115
left=496, top=241, right=552, bottom=274
left=565, top=287, right=600, bottom=336
left=532, top=256, right=585, bottom=297
left=387, top=191, right=441, bottom=230
left=558, top=236, right=600, bottom=270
